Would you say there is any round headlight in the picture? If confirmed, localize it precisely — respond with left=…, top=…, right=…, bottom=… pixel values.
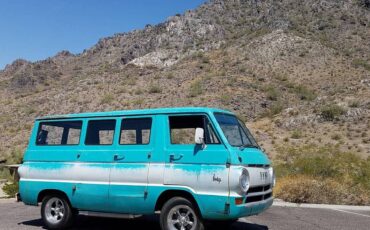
left=239, top=168, right=250, bottom=193
left=268, top=167, right=276, bottom=187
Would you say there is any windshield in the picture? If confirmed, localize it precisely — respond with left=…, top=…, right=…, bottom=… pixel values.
left=214, top=113, right=259, bottom=148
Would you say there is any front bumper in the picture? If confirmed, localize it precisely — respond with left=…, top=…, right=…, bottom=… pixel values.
left=228, top=196, right=274, bottom=219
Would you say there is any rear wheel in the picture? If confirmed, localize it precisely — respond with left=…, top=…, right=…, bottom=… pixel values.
left=160, top=197, right=204, bottom=230
left=41, top=194, right=74, bottom=229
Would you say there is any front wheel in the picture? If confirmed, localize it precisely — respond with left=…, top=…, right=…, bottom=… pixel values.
left=41, top=194, right=74, bottom=229
left=160, top=197, right=204, bottom=230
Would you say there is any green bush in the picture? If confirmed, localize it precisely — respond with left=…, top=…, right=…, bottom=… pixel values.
left=2, top=182, right=19, bottom=198
left=320, top=104, right=346, bottom=121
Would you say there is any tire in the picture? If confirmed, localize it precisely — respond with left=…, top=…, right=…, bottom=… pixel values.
left=41, top=194, right=74, bottom=229
left=160, top=197, right=204, bottom=230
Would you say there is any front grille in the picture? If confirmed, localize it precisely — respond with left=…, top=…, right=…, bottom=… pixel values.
left=247, top=184, right=271, bottom=194
left=245, top=192, right=273, bottom=204
left=244, top=183, right=273, bottom=204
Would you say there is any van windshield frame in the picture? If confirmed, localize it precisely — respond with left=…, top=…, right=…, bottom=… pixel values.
left=214, top=113, right=259, bottom=148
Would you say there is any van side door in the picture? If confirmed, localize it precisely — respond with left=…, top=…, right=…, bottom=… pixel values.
left=109, top=116, right=154, bottom=214
left=71, top=118, right=117, bottom=212
left=163, top=114, right=230, bottom=211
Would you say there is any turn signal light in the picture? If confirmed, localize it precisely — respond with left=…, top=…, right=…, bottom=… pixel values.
left=235, top=197, right=244, bottom=205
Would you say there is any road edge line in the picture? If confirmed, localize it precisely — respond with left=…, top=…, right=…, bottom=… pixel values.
left=273, top=199, right=370, bottom=211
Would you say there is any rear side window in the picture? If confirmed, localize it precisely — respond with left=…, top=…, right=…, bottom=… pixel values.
left=85, top=120, right=116, bottom=145
left=36, top=121, right=82, bottom=145
left=169, top=115, right=220, bottom=144
left=120, top=118, right=152, bottom=145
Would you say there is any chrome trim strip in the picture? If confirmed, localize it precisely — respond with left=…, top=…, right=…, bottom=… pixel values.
left=79, top=211, right=142, bottom=219
left=247, top=189, right=272, bottom=197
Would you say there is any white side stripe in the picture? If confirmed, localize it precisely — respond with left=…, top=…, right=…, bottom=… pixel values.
left=20, top=178, right=232, bottom=197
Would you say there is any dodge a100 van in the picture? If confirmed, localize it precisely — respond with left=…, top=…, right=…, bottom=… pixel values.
left=19, top=107, right=274, bottom=230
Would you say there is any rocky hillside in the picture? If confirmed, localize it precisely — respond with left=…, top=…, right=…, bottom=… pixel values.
left=1, top=0, right=370, bottom=161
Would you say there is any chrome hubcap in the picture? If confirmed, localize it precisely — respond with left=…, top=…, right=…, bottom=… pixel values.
left=167, top=205, right=197, bottom=230
left=45, top=198, right=65, bottom=224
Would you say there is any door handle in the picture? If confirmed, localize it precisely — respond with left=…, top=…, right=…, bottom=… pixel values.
left=169, top=154, right=183, bottom=162
left=114, top=154, right=125, bottom=161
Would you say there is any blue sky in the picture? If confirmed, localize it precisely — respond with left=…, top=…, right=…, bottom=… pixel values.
left=0, top=0, right=207, bottom=69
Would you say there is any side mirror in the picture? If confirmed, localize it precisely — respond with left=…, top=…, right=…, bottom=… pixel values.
left=195, top=128, right=204, bottom=145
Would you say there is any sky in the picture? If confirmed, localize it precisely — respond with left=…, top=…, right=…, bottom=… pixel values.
left=0, top=0, right=207, bottom=69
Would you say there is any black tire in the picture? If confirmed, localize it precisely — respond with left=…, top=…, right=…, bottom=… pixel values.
left=41, top=194, right=74, bottom=229
left=160, top=197, right=204, bottom=230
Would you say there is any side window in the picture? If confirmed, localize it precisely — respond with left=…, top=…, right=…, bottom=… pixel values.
left=36, top=121, right=82, bottom=145
left=169, top=115, right=220, bottom=144
left=120, top=118, right=152, bottom=145
left=85, top=120, right=116, bottom=145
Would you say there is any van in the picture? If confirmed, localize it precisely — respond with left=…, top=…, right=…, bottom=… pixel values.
left=18, top=107, right=274, bottom=230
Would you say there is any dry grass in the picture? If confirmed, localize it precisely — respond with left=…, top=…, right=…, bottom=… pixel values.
left=275, top=175, right=370, bottom=205
left=273, top=145, right=370, bottom=205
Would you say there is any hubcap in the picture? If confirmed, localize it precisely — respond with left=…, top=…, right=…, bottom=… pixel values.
left=45, top=198, right=65, bottom=224
left=167, top=205, right=197, bottom=230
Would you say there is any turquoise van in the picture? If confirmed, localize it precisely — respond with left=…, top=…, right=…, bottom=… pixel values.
left=18, top=107, right=274, bottom=230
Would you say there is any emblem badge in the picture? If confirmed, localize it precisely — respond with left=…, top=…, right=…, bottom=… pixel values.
left=260, top=172, right=268, bottom=181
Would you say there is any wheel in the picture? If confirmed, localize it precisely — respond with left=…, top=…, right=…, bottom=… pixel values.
left=41, top=194, right=74, bottom=229
left=160, top=197, right=204, bottom=230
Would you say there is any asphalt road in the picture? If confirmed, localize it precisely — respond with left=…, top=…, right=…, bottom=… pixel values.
left=0, top=199, right=369, bottom=230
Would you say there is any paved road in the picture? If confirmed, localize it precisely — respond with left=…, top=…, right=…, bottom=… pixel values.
left=0, top=199, right=369, bottom=230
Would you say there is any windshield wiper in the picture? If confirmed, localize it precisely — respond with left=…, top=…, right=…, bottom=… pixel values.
left=239, top=144, right=260, bottom=150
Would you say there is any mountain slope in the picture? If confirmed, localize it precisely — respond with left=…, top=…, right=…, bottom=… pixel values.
left=0, top=0, right=370, bottom=161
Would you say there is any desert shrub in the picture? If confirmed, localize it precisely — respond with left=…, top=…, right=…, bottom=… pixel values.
left=349, top=100, right=360, bottom=108
left=188, top=80, right=202, bottom=98
left=100, top=94, right=114, bottom=104
left=320, top=104, right=346, bottom=121
left=7, top=148, right=23, bottom=164
left=265, top=102, right=284, bottom=117
left=274, top=145, right=370, bottom=205
left=148, top=84, right=162, bottom=94
left=220, top=94, right=232, bottom=104
left=352, top=59, right=370, bottom=71
left=166, top=73, right=174, bottom=79
left=260, top=102, right=284, bottom=118
left=292, top=85, right=316, bottom=101
left=291, top=130, right=303, bottom=139
left=264, top=86, right=280, bottom=101
left=2, top=182, right=19, bottom=198
left=0, top=169, right=10, bottom=180
left=331, top=133, right=342, bottom=140
left=274, top=175, right=369, bottom=205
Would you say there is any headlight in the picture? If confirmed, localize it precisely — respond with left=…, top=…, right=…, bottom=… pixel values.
left=268, top=167, right=276, bottom=187
left=239, top=168, right=250, bottom=193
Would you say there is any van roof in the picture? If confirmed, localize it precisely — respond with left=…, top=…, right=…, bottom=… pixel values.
left=36, top=107, right=234, bottom=120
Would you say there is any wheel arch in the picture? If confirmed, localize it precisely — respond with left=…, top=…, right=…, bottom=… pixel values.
left=155, top=189, right=203, bottom=217
left=37, top=189, right=71, bottom=204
